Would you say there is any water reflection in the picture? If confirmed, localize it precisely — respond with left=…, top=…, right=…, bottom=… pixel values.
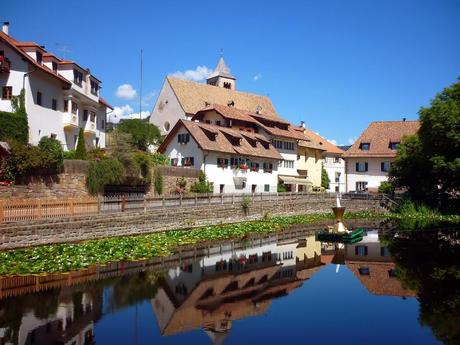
left=0, top=224, right=457, bottom=345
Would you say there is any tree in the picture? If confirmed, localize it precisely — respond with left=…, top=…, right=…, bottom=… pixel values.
left=86, top=158, right=124, bottom=195
left=117, top=119, right=161, bottom=151
left=75, top=128, right=87, bottom=160
left=190, top=172, right=212, bottom=193
left=321, top=164, right=330, bottom=190
left=390, top=78, right=460, bottom=205
left=38, top=136, right=64, bottom=172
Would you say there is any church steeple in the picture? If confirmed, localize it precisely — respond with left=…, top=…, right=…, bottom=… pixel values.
left=206, top=57, right=236, bottom=90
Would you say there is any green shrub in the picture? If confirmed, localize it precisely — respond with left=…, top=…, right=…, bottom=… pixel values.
left=321, top=164, right=330, bottom=189
left=133, top=151, right=152, bottom=179
left=378, top=181, right=395, bottom=195
left=86, top=158, right=124, bottom=195
left=277, top=183, right=287, bottom=193
left=153, top=169, right=163, bottom=195
left=151, top=152, right=170, bottom=166
left=87, top=147, right=105, bottom=161
left=190, top=172, right=212, bottom=193
left=63, top=150, right=77, bottom=160
left=75, top=128, right=87, bottom=160
left=38, top=136, right=64, bottom=172
left=241, top=196, right=251, bottom=214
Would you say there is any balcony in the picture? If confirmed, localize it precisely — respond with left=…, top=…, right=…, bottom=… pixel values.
left=63, top=113, right=78, bottom=130
left=0, top=57, right=11, bottom=73
left=84, top=120, right=96, bottom=135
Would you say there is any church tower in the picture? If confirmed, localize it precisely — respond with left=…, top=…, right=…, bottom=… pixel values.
left=206, top=57, right=236, bottom=90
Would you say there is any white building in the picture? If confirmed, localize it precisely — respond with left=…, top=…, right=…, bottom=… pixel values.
left=342, top=120, right=420, bottom=192
left=0, top=22, right=112, bottom=150
left=158, top=118, right=282, bottom=193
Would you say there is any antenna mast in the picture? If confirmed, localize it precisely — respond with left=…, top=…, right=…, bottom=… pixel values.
left=139, top=49, right=143, bottom=119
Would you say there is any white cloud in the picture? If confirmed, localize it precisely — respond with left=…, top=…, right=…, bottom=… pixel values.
left=171, top=65, right=213, bottom=82
left=327, top=138, right=338, bottom=146
left=347, top=137, right=357, bottom=145
left=253, top=73, right=262, bottom=81
left=115, top=84, right=137, bottom=100
left=109, top=104, right=150, bottom=123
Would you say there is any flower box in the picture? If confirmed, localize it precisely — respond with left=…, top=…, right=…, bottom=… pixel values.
left=240, top=164, right=248, bottom=171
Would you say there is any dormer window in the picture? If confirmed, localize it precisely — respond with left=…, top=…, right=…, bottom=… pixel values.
left=52, top=61, right=57, bottom=72
left=227, top=100, right=234, bottom=107
left=90, top=80, right=99, bottom=95
left=359, top=142, right=370, bottom=151
left=73, top=69, right=83, bottom=86
left=36, top=51, right=42, bottom=65
left=223, top=82, right=231, bottom=89
left=389, top=142, right=399, bottom=150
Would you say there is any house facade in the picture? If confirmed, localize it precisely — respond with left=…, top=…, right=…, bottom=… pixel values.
left=342, top=120, right=420, bottom=192
left=0, top=23, right=112, bottom=150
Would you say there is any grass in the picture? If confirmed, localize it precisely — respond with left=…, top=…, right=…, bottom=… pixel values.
left=0, top=211, right=382, bottom=276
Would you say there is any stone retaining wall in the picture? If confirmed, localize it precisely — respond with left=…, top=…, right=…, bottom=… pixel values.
left=0, top=198, right=384, bottom=250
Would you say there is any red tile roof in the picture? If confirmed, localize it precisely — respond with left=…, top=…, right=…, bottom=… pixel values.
left=299, top=127, right=344, bottom=154
left=158, top=120, right=283, bottom=160
left=99, top=97, right=113, bottom=110
left=343, top=120, right=420, bottom=158
left=0, top=31, right=71, bottom=87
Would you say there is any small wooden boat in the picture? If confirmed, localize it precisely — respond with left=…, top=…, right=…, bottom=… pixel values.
left=316, top=228, right=364, bottom=244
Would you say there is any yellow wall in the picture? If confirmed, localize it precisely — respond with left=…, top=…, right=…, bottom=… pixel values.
left=296, top=146, right=323, bottom=187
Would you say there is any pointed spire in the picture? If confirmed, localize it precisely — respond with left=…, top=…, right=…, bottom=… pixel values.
left=209, top=57, right=235, bottom=79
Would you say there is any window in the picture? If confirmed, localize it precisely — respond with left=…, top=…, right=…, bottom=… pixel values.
left=283, top=141, right=295, bottom=151
left=358, top=267, right=370, bottom=276
left=264, top=184, right=270, bottom=192
left=52, top=61, right=57, bottom=72
left=181, top=157, right=194, bottom=166
left=36, top=91, right=42, bottom=105
left=52, top=98, right=57, bottom=110
left=263, top=162, right=273, bottom=173
left=282, top=251, right=293, bottom=260
left=381, top=161, right=391, bottom=172
left=36, top=51, right=43, bottom=65
left=355, top=245, right=368, bottom=256
left=335, top=172, right=341, bottom=182
left=355, top=162, right=368, bottom=172
left=73, top=69, right=83, bottom=86
left=335, top=186, right=339, bottom=192
left=71, top=101, right=78, bottom=114
left=356, top=181, right=368, bottom=192
left=250, top=162, right=259, bottom=172
left=215, top=260, right=227, bottom=272
left=2, top=86, right=12, bottom=100
left=273, top=139, right=283, bottom=149
left=64, top=100, right=69, bottom=112
left=205, top=120, right=211, bottom=124
left=334, top=156, right=340, bottom=163
left=164, top=121, right=170, bottom=132
left=219, top=184, right=224, bottom=194
left=223, top=82, right=232, bottom=89
left=217, top=158, right=229, bottom=167
left=90, top=80, right=99, bottom=95
left=216, top=120, right=221, bottom=126
left=50, top=133, right=57, bottom=139
left=178, top=133, right=190, bottom=144
left=389, top=142, right=399, bottom=150
left=175, top=283, right=188, bottom=295
left=83, top=110, right=88, bottom=121
left=359, top=142, right=370, bottom=150
left=171, top=158, right=179, bottom=166
left=90, top=111, right=96, bottom=122
left=388, top=269, right=398, bottom=278
left=380, top=246, right=390, bottom=257
left=283, top=160, right=294, bottom=169
left=102, top=120, right=105, bottom=129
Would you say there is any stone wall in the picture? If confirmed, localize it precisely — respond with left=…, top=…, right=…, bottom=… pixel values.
left=0, top=173, right=89, bottom=199
left=0, top=198, right=385, bottom=250
left=148, top=166, right=200, bottom=197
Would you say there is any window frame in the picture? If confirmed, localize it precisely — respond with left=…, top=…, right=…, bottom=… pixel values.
left=1, top=86, right=12, bottom=100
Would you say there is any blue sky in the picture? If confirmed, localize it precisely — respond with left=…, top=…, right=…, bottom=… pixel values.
left=3, top=0, right=460, bottom=145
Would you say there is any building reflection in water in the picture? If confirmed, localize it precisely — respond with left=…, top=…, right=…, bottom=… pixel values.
left=0, top=226, right=421, bottom=344
left=151, top=234, right=322, bottom=343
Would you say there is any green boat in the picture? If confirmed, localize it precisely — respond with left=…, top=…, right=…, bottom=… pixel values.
left=316, top=228, right=364, bottom=244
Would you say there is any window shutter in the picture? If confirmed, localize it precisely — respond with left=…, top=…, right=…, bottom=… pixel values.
left=355, top=163, right=359, bottom=171
left=364, top=246, right=368, bottom=255
left=365, top=163, right=368, bottom=171
left=190, top=157, right=194, bottom=166
left=355, top=246, right=359, bottom=255
left=381, top=162, right=384, bottom=171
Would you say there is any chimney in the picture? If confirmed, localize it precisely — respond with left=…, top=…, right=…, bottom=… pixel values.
left=2, top=22, right=9, bottom=35
left=300, top=121, right=305, bottom=128
left=402, top=117, right=406, bottom=122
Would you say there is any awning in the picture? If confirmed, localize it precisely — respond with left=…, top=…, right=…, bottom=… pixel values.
left=278, top=175, right=312, bottom=185
left=233, top=177, right=247, bottom=187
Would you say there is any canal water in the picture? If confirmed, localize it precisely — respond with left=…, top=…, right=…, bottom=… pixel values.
left=0, top=222, right=458, bottom=345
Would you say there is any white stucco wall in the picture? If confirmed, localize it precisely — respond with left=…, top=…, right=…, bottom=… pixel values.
left=345, top=157, right=393, bottom=192
left=150, top=79, right=186, bottom=135
left=0, top=40, right=108, bottom=150
left=163, top=128, right=279, bottom=194
left=324, top=154, right=346, bottom=193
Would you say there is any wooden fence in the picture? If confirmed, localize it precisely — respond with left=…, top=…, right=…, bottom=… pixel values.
left=0, top=192, right=386, bottom=224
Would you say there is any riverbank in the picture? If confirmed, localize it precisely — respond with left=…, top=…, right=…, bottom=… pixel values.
left=0, top=211, right=382, bottom=276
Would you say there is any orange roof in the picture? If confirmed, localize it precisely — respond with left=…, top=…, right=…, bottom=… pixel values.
left=300, top=127, right=344, bottom=154
left=99, top=97, right=113, bottom=110
left=158, top=119, right=282, bottom=160
left=343, top=121, right=420, bottom=158
left=0, top=31, right=71, bottom=87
